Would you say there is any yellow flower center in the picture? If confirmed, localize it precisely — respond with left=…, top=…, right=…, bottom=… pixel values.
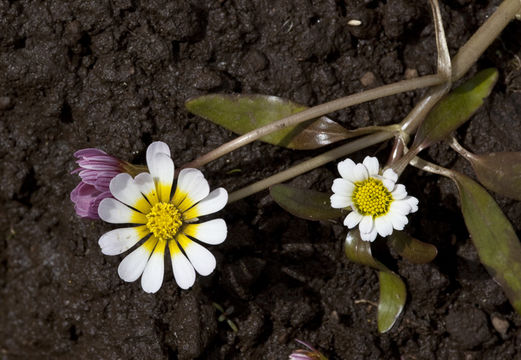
left=352, top=177, right=393, bottom=217
left=146, top=202, right=183, bottom=241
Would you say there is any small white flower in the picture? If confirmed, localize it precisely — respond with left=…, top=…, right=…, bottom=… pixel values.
left=330, top=156, right=418, bottom=242
left=97, top=141, right=228, bottom=293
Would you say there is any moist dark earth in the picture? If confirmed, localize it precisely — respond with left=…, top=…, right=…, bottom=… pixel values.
left=1, top=0, right=521, bottom=359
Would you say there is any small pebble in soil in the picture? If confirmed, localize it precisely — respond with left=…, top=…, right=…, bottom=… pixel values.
left=0, top=96, right=13, bottom=110
left=360, top=71, right=376, bottom=87
left=405, top=68, right=419, bottom=79
left=491, top=315, right=509, bottom=337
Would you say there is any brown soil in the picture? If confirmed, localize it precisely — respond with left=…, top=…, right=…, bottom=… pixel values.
left=2, top=0, right=521, bottom=359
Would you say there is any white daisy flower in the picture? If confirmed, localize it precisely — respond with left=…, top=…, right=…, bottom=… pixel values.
left=97, top=141, right=228, bottom=293
left=330, top=156, right=418, bottom=242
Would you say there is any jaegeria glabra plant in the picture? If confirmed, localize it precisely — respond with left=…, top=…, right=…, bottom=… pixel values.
left=71, top=0, right=521, bottom=340
left=179, top=0, right=521, bottom=334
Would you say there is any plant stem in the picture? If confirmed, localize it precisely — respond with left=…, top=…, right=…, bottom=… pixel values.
left=430, top=0, right=452, bottom=80
left=181, top=74, right=444, bottom=170
left=448, top=136, right=477, bottom=160
left=401, top=0, right=521, bottom=133
left=409, top=156, right=455, bottom=179
left=228, top=131, right=394, bottom=203
left=228, top=0, right=521, bottom=202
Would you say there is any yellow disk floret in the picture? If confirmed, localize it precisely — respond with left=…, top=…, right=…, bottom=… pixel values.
left=146, top=202, right=183, bottom=241
left=352, top=178, right=393, bottom=217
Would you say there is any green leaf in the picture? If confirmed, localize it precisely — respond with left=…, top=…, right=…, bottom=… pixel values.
left=467, top=152, right=521, bottom=201
left=453, top=172, right=521, bottom=314
left=388, top=231, right=438, bottom=264
left=345, top=230, right=407, bottom=333
left=378, top=271, right=407, bottom=333
left=185, top=94, right=352, bottom=150
left=270, top=184, right=344, bottom=221
left=412, top=69, right=498, bottom=152
left=345, top=230, right=385, bottom=270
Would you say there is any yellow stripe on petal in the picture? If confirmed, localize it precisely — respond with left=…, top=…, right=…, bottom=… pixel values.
left=172, top=188, right=188, bottom=208
left=176, top=232, right=192, bottom=250
left=133, top=196, right=151, bottom=214
left=143, top=235, right=159, bottom=253
left=130, top=210, right=148, bottom=224
left=135, top=225, right=151, bottom=239
left=168, top=237, right=183, bottom=256
left=158, top=182, right=172, bottom=203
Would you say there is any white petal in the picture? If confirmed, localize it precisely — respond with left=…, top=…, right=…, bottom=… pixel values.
left=183, top=187, right=228, bottom=220
left=390, top=213, right=408, bottom=231
left=183, top=219, right=227, bottom=245
left=331, top=194, right=352, bottom=209
left=147, top=153, right=174, bottom=202
left=172, top=168, right=210, bottom=211
left=169, top=241, right=196, bottom=289
left=344, top=211, right=363, bottom=228
left=404, top=196, right=419, bottom=213
left=359, top=215, right=374, bottom=234
left=98, top=226, right=149, bottom=255
left=361, top=227, right=378, bottom=242
left=390, top=200, right=412, bottom=215
left=146, top=141, right=171, bottom=164
left=363, top=156, right=380, bottom=176
left=98, top=198, right=147, bottom=224
left=375, top=216, right=393, bottom=237
left=392, top=184, right=407, bottom=200
left=382, top=168, right=398, bottom=183
left=352, top=163, right=369, bottom=183
left=382, top=178, right=396, bottom=192
left=141, top=240, right=165, bottom=293
left=117, top=237, right=157, bottom=282
left=110, top=173, right=151, bottom=213
left=134, top=172, right=159, bottom=205
left=178, top=234, right=216, bottom=276
left=332, top=178, right=355, bottom=196
left=338, top=158, right=356, bottom=180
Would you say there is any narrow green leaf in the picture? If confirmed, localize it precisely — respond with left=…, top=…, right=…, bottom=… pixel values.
left=412, top=69, right=498, bottom=152
left=467, top=152, right=521, bottom=201
left=453, top=173, right=521, bottom=314
left=270, top=184, right=344, bottom=221
left=185, top=94, right=351, bottom=150
left=345, top=231, right=407, bottom=333
left=378, top=271, right=407, bottom=333
left=388, top=231, right=438, bottom=264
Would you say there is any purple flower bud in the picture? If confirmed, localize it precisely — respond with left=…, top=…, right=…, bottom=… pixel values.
left=70, top=148, right=125, bottom=219
left=289, top=339, right=327, bottom=360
